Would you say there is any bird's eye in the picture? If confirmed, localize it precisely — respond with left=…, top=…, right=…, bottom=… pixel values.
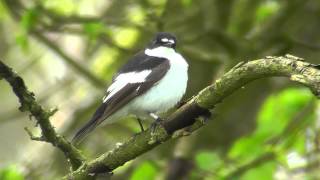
left=161, top=38, right=169, bottom=42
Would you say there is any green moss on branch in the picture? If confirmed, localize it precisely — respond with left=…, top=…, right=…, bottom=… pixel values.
left=1, top=54, right=320, bottom=179
left=0, top=61, right=86, bottom=170
left=195, top=55, right=320, bottom=108
left=65, top=55, right=320, bottom=179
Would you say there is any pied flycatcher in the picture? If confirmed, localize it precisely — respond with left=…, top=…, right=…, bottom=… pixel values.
left=72, top=32, right=188, bottom=144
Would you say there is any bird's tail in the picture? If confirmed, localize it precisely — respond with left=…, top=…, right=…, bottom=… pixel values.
left=71, top=103, right=108, bottom=145
left=71, top=119, right=99, bottom=145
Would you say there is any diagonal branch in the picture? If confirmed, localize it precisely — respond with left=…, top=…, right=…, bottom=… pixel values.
left=1, top=55, right=319, bottom=179
left=0, top=61, right=86, bottom=170
left=65, top=55, right=320, bottom=179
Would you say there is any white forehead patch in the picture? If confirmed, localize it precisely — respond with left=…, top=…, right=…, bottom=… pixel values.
left=161, top=38, right=169, bottom=42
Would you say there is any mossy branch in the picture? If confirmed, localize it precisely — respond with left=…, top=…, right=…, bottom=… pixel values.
left=1, top=55, right=320, bottom=179
left=65, top=55, right=320, bottom=179
left=0, top=61, right=86, bottom=170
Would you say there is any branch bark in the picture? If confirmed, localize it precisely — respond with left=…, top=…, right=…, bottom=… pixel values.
left=1, top=55, right=319, bottom=179
left=65, top=55, right=320, bottom=179
left=0, top=61, right=86, bottom=170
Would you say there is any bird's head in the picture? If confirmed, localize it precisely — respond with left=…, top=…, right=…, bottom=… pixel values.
left=148, top=32, right=177, bottom=49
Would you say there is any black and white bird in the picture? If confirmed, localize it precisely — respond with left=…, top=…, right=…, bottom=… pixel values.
left=72, top=32, right=188, bottom=144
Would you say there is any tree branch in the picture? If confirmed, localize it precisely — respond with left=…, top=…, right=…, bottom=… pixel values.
left=1, top=55, right=319, bottom=179
left=64, top=55, right=320, bottom=179
left=0, top=61, right=86, bottom=170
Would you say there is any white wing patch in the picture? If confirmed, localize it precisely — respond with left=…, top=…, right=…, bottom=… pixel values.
left=102, top=70, right=152, bottom=103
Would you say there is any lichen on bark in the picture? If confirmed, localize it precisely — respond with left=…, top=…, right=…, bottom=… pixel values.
left=1, top=54, right=320, bottom=179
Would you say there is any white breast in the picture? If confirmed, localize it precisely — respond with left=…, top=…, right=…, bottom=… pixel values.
left=130, top=46, right=189, bottom=113
left=99, top=46, right=188, bottom=124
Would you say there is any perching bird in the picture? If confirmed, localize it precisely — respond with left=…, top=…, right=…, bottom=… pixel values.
left=72, top=32, right=188, bottom=144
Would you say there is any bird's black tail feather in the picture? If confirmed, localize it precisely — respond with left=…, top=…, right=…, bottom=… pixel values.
left=71, top=120, right=98, bottom=145
left=71, top=103, right=108, bottom=145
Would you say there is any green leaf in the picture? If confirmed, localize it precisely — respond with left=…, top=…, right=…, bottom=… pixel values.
left=15, top=32, right=29, bottom=51
left=255, top=1, right=280, bottom=23
left=42, top=0, right=75, bottom=15
left=127, top=6, right=146, bottom=25
left=181, top=0, right=193, bottom=7
left=83, top=22, right=107, bottom=42
left=240, top=162, right=276, bottom=180
left=257, top=88, right=313, bottom=137
left=229, top=88, right=314, bottom=160
left=91, top=47, right=120, bottom=80
left=228, top=135, right=266, bottom=160
left=147, top=0, right=167, bottom=6
left=0, top=165, right=24, bottom=180
left=0, top=3, right=8, bottom=20
left=20, top=8, right=39, bottom=32
left=16, top=7, right=39, bottom=51
left=130, top=161, right=157, bottom=180
left=112, top=28, right=139, bottom=48
left=195, top=151, right=222, bottom=171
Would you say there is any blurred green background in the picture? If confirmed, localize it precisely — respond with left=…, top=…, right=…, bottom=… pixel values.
left=0, top=0, right=320, bottom=179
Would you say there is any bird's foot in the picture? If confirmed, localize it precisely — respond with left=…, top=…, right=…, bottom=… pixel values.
left=136, top=118, right=145, bottom=132
left=149, top=113, right=163, bottom=133
left=150, top=118, right=163, bottom=134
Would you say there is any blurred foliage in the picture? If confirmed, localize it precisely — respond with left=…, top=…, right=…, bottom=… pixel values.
left=83, top=22, right=108, bottom=42
left=229, top=88, right=314, bottom=160
left=226, top=88, right=315, bottom=179
left=0, top=0, right=319, bottom=179
left=189, top=88, right=316, bottom=180
left=130, top=161, right=157, bottom=180
left=255, top=1, right=280, bottom=24
left=195, top=151, right=222, bottom=172
left=0, top=165, right=24, bottom=180
left=241, top=161, right=276, bottom=180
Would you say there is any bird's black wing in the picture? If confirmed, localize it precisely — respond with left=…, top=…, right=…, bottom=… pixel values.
left=114, top=50, right=167, bottom=76
left=72, top=53, right=170, bottom=144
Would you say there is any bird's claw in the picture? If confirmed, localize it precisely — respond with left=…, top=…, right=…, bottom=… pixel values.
left=150, top=118, right=163, bottom=134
